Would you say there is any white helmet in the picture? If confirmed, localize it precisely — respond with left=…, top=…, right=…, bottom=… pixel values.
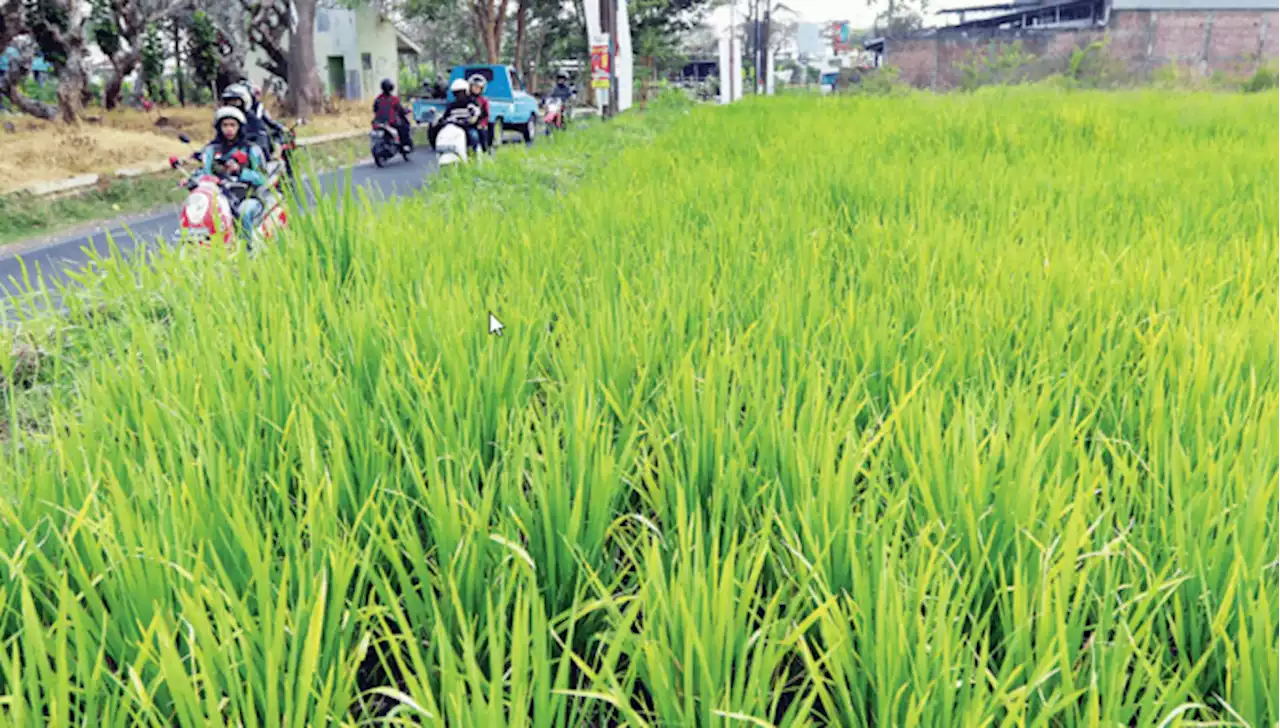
left=214, top=106, right=247, bottom=127
left=220, top=84, right=252, bottom=109
left=450, top=78, right=469, bottom=93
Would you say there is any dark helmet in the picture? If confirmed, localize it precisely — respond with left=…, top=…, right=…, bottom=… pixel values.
left=557, top=71, right=569, bottom=81
left=381, top=78, right=394, bottom=94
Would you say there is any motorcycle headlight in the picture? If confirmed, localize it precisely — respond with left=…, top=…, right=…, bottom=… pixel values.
left=184, top=194, right=210, bottom=221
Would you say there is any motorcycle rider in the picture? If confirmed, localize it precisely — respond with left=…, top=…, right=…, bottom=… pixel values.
left=433, top=78, right=482, bottom=153
left=373, top=78, right=414, bottom=153
left=467, top=74, right=493, bottom=152
left=218, top=84, right=271, bottom=155
left=201, top=107, right=270, bottom=237
left=425, top=73, right=448, bottom=99
left=550, top=71, right=575, bottom=101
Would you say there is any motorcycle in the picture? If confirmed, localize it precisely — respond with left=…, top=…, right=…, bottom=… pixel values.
left=434, top=123, right=469, bottom=167
left=168, top=137, right=288, bottom=250
left=370, top=120, right=411, bottom=167
left=541, top=97, right=567, bottom=136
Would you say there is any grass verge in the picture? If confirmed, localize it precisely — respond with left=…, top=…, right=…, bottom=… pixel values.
left=0, top=89, right=1276, bottom=726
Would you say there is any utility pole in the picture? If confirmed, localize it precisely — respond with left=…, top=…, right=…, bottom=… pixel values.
left=762, top=4, right=770, bottom=94
left=598, top=0, right=613, bottom=117
left=608, top=0, right=619, bottom=113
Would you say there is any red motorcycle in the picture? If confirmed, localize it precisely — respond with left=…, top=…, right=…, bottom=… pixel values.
left=540, top=97, right=567, bottom=136
left=168, top=144, right=288, bottom=250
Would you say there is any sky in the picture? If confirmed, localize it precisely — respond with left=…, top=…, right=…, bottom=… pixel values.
left=708, top=0, right=885, bottom=34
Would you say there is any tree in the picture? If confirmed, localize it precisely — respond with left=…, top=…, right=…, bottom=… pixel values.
left=200, top=0, right=248, bottom=91
left=22, top=0, right=91, bottom=122
left=186, top=10, right=219, bottom=93
left=89, top=0, right=191, bottom=109
left=405, top=0, right=509, bottom=65
left=286, top=0, right=322, bottom=118
left=868, top=0, right=926, bottom=36
left=506, top=0, right=574, bottom=91
left=630, top=0, right=716, bottom=75
left=139, top=21, right=165, bottom=100
left=401, top=10, right=478, bottom=76
left=241, top=0, right=294, bottom=83
left=0, top=0, right=59, bottom=119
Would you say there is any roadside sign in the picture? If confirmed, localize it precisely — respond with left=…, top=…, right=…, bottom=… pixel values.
left=591, top=33, right=611, bottom=89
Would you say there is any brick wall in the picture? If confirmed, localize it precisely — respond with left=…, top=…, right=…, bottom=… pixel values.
left=885, top=8, right=1279, bottom=90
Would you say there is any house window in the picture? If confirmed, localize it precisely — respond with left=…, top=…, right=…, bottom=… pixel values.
left=362, top=53, right=372, bottom=71
left=317, top=10, right=329, bottom=32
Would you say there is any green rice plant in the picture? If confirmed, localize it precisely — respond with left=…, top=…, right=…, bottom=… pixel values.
left=0, top=88, right=1275, bottom=727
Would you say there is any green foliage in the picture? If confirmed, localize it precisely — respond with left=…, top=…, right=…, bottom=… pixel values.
left=22, top=0, right=71, bottom=68
left=140, top=23, right=167, bottom=102
left=845, top=64, right=905, bottom=95
left=186, top=11, right=220, bottom=92
left=1063, top=38, right=1124, bottom=88
left=88, top=0, right=122, bottom=58
left=1242, top=62, right=1279, bottom=93
left=955, top=40, right=1037, bottom=91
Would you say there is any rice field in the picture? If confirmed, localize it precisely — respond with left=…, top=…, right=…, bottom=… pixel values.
left=1, top=88, right=1276, bottom=727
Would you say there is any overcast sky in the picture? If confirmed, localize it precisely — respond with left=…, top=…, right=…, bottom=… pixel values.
left=708, top=0, right=885, bottom=32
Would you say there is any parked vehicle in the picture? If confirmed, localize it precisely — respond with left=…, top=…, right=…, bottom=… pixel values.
left=435, top=123, right=469, bottom=167
left=541, top=97, right=566, bottom=135
left=370, top=122, right=411, bottom=166
left=412, top=64, right=541, bottom=146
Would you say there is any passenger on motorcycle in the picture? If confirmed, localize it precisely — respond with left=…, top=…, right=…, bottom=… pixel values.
left=373, top=78, right=414, bottom=153
left=468, top=74, right=493, bottom=151
left=435, top=78, right=483, bottom=152
left=201, top=107, right=270, bottom=236
left=218, top=84, right=271, bottom=154
left=241, top=79, right=286, bottom=154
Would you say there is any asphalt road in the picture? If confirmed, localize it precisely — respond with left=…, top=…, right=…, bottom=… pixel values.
left=0, top=149, right=438, bottom=321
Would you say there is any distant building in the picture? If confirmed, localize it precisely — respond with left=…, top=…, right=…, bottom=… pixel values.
left=244, top=0, right=422, bottom=100
left=0, top=49, right=53, bottom=85
left=864, top=0, right=1278, bottom=88
left=796, top=22, right=826, bottom=57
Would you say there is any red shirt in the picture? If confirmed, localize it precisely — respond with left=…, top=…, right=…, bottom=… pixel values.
left=373, top=93, right=405, bottom=124
left=474, top=96, right=491, bottom=129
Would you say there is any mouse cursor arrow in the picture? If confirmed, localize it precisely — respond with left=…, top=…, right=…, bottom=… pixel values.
left=488, top=312, right=505, bottom=336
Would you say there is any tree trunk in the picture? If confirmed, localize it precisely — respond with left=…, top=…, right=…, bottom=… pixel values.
left=103, top=50, right=142, bottom=110
left=472, top=0, right=507, bottom=63
left=215, top=25, right=247, bottom=92
left=55, top=4, right=90, bottom=125
left=288, top=0, right=322, bottom=119
left=174, top=18, right=185, bottom=105
left=513, top=0, right=528, bottom=71
left=56, top=45, right=88, bottom=123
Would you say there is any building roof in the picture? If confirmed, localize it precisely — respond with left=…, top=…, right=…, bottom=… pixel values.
left=394, top=28, right=422, bottom=56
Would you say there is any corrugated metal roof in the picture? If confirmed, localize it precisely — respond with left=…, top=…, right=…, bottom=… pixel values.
left=1110, top=0, right=1276, bottom=9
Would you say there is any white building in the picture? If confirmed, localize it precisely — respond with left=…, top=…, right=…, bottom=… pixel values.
left=244, top=0, right=422, bottom=101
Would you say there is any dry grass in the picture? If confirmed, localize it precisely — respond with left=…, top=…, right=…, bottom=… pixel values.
left=0, top=97, right=371, bottom=194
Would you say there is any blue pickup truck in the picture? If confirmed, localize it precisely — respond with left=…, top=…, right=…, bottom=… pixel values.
left=412, top=64, right=541, bottom=145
